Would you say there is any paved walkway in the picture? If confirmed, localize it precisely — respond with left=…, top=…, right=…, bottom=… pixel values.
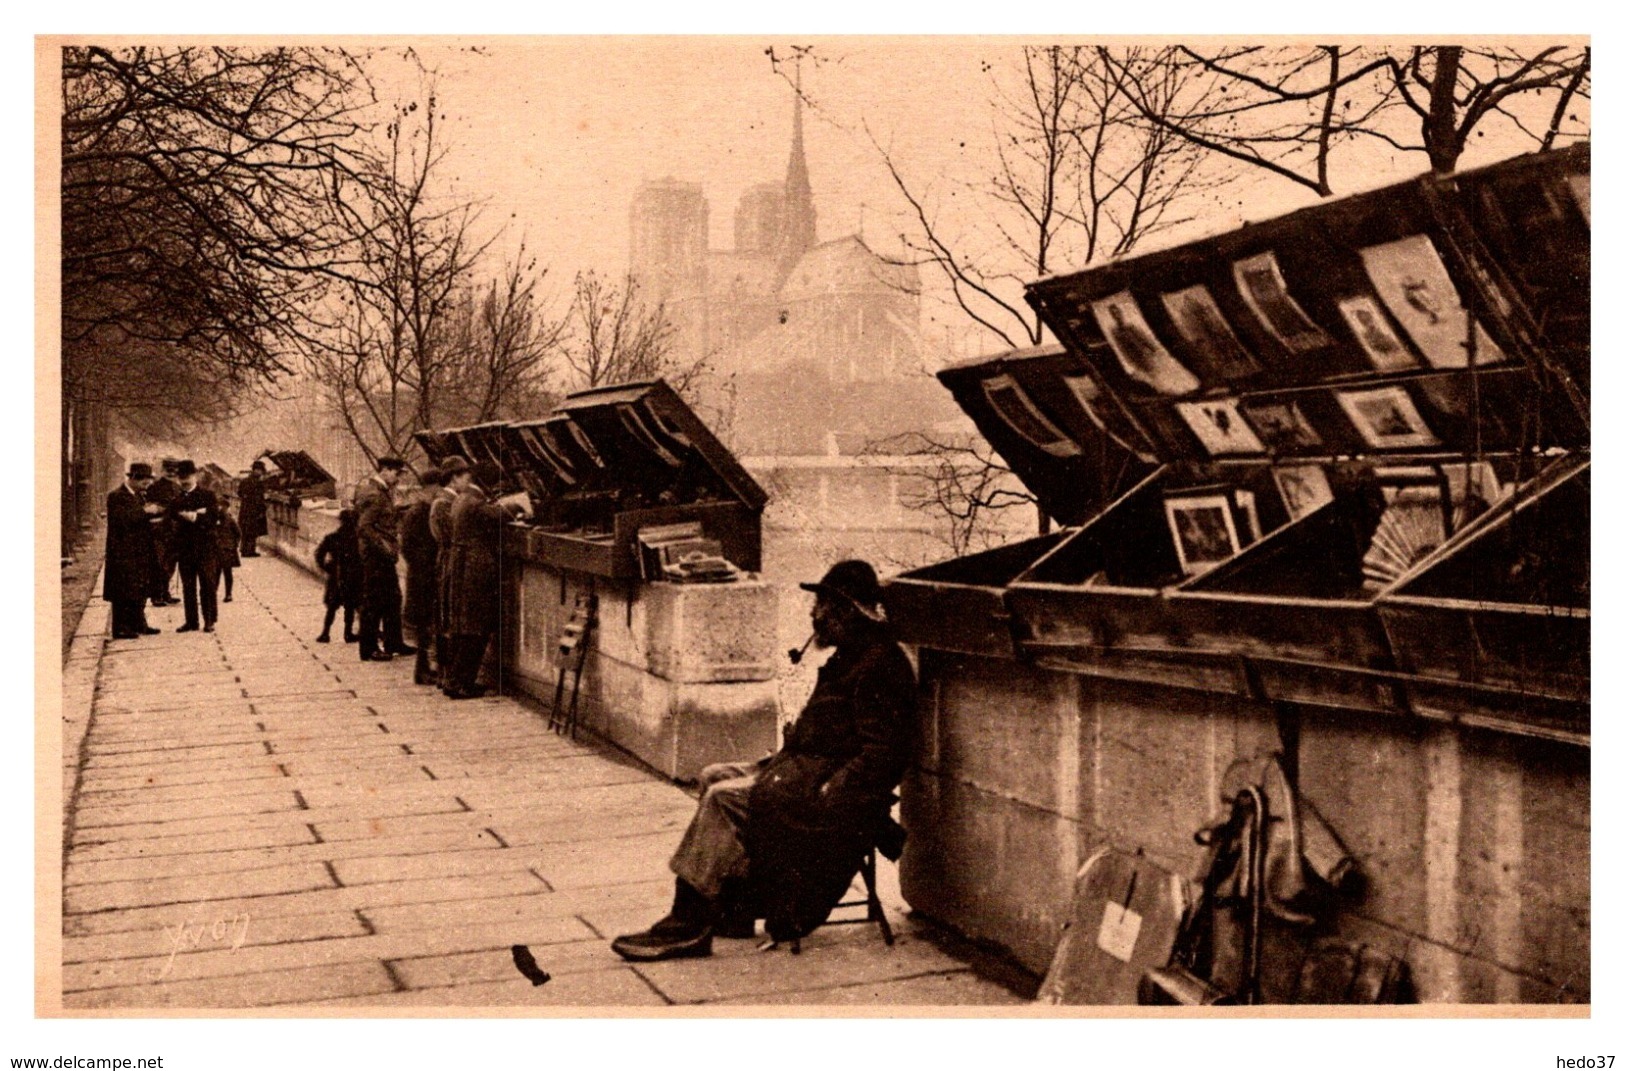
left=59, top=554, right=1029, bottom=1010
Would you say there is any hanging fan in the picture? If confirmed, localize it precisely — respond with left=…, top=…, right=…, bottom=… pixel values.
left=1360, top=485, right=1488, bottom=591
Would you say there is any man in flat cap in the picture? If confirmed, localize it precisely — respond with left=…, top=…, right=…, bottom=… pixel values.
left=604, top=560, right=915, bottom=962
left=103, top=462, right=164, bottom=639
left=354, top=455, right=413, bottom=662
left=169, top=459, right=221, bottom=633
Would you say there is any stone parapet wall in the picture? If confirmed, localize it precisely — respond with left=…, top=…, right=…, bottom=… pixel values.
left=503, top=561, right=780, bottom=782
left=900, top=647, right=1589, bottom=1003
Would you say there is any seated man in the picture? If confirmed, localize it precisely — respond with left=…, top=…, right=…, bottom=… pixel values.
left=609, top=560, right=916, bottom=961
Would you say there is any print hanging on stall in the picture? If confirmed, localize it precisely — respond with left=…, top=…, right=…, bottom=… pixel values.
left=1164, top=494, right=1241, bottom=576
left=1336, top=295, right=1418, bottom=372
left=1568, top=173, right=1590, bottom=224
left=1359, top=235, right=1505, bottom=369
left=981, top=374, right=1081, bottom=457
left=1060, top=373, right=1157, bottom=462
left=1090, top=291, right=1201, bottom=395
left=1335, top=386, right=1440, bottom=450
left=1243, top=399, right=1323, bottom=451
left=1231, top=251, right=1331, bottom=354
left=1174, top=397, right=1266, bottom=456
left=1160, top=284, right=1262, bottom=378
left=1271, top=464, right=1335, bottom=521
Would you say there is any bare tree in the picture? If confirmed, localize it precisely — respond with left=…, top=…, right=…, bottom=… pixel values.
left=305, top=74, right=492, bottom=464
left=562, top=269, right=694, bottom=393
left=861, top=46, right=1216, bottom=543
left=438, top=246, right=570, bottom=424
left=868, top=430, right=1038, bottom=557
left=61, top=45, right=372, bottom=433
left=875, top=46, right=1220, bottom=351
left=1104, top=44, right=1590, bottom=196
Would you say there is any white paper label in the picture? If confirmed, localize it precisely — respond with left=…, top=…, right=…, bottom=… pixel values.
left=1096, top=902, right=1142, bottom=963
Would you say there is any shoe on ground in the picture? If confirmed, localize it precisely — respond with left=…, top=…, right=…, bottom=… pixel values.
left=714, top=914, right=757, bottom=939
left=176, top=624, right=199, bottom=633
left=316, top=634, right=330, bottom=643
left=111, top=631, right=139, bottom=640
left=610, top=925, right=713, bottom=962
left=414, top=670, right=437, bottom=687
left=388, top=644, right=417, bottom=656
left=343, top=634, right=359, bottom=644
left=360, top=651, right=392, bottom=662
left=138, top=627, right=160, bottom=635
left=203, top=623, right=215, bottom=632
left=223, top=595, right=233, bottom=602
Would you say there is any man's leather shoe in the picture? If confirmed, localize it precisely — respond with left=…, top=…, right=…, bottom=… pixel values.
left=176, top=624, right=199, bottom=633
left=223, top=595, right=233, bottom=603
left=203, top=623, right=215, bottom=633
left=610, top=925, right=713, bottom=962
left=138, top=627, right=160, bottom=635
left=112, top=631, right=139, bottom=640
left=316, top=634, right=330, bottom=643
left=388, top=644, right=417, bottom=656
left=360, top=651, right=392, bottom=662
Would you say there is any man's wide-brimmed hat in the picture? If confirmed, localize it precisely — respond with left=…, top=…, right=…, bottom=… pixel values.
left=376, top=456, right=406, bottom=471
left=174, top=459, right=197, bottom=477
left=470, top=460, right=502, bottom=488
left=439, top=455, right=471, bottom=478
left=800, top=559, right=886, bottom=622
left=250, top=459, right=266, bottom=471
left=127, top=462, right=153, bottom=479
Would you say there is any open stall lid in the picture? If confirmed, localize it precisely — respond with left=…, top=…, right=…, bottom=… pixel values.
left=553, top=380, right=768, bottom=513
left=935, top=343, right=1157, bottom=527
left=1024, top=146, right=1589, bottom=471
left=257, top=449, right=334, bottom=488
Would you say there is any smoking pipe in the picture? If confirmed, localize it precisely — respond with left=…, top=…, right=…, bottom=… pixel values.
left=787, top=632, right=816, bottom=665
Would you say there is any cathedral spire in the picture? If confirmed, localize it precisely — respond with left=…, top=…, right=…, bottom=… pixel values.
left=777, top=56, right=817, bottom=284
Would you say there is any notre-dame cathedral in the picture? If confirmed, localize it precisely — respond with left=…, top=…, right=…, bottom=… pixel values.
left=628, top=86, right=956, bottom=456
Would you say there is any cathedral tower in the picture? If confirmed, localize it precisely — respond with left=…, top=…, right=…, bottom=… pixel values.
left=775, top=68, right=817, bottom=287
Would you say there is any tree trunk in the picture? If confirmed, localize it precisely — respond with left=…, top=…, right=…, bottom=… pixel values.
left=1425, top=47, right=1464, bottom=174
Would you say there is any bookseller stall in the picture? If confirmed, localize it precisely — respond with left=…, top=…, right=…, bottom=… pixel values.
left=885, top=145, right=1589, bottom=1003
left=416, top=380, right=780, bottom=780
left=258, top=449, right=342, bottom=572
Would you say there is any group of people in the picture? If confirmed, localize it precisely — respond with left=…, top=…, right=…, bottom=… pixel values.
left=102, top=456, right=269, bottom=638
left=315, top=455, right=531, bottom=700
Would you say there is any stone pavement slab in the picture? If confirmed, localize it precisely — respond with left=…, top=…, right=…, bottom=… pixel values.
left=59, top=552, right=1031, bottom=1010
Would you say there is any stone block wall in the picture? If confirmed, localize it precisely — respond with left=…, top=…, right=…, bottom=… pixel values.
left=504, top=561, right=781, bottom=782
left=899, top=647, right=1589, bottom=1003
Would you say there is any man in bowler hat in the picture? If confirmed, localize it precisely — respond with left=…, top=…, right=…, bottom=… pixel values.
left=170, top=459, right=221, bottom=632
left=103, top=462, right=164, bottom=639
left=354, top=455, right=413, bottom=662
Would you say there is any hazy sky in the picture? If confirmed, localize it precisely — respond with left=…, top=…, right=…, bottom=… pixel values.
left=344, top=39, right=1588, bottom=360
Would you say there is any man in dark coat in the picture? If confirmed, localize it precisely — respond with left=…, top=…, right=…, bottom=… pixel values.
left=354, top=456, right=412, bottom=662
left=609, top=560, right=916, bottom=961
left=399, top=466, right=444, bottom=686
left=169, top=459, right=221, bottom=633
left=103, top=462, right=163, bottom=639
left=237, top=459, right=268, bottom=557
left=430, top=456, right=471, bottom=683
left=441, top=461, right=529, bottom=699
left=145, top=459, right=182, bottom=606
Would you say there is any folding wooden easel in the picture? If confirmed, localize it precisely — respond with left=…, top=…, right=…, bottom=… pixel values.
left=548, top=593, right=597, bottom=737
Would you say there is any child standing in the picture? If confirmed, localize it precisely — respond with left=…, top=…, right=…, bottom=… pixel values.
left=315, top=508, right=363, bottom=643
left=214, top=494, right=243, bottom=603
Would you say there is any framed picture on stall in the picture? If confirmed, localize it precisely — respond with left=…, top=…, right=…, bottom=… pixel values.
left=1090, top=290, right=1201, bottom=395
left=1336, top=386, right=1440, bottom=450
left=1272, top=464, right=1335, bottom=521
left=1175, top=397, right=1266, bottom=456
left=981, top=374, right=1081, bottom=457
left=1164, top=493, right=1241, bottom=576
left=1231, top=250, right=1331, bottom=354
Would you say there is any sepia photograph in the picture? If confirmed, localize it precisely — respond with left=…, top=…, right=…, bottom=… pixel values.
left=1335, top=385, right=1442, bottom=450
left=34, top=31, right=1594, bottom=1064
left=1090, top=289, right=1202, bottom=394
left=1163, top=494, right=1241, bottom=575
